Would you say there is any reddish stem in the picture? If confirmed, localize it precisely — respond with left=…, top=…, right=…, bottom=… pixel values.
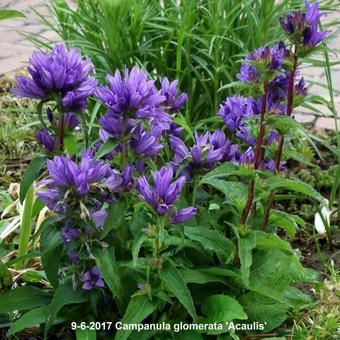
left=240, top=80, right=269, bottom=225
left=261, top=45, right=299, bottom=230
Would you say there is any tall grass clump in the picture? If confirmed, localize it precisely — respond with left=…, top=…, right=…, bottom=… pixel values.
left=31, top=0, right=332, bottom=123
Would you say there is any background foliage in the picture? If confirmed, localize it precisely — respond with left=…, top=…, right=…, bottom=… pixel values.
left=31, top=0, right=337, bottom=122
left=0, top=0, right=339, bottom=339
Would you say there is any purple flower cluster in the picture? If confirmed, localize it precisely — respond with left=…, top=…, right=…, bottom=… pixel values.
left=217, top=2, right=322, bottom=173
left=81, top=266, right=104, bottom=290
left=13, top=44, right=97, bottom=111
left=37, top=150, right=121, bottom=212
left=96, top=67, right=187, bottom=127
left=96, top=66, right=187, bottom=162
left=218, top=95, right=254, bottom=132
left=280, top=0, right=327, bottom=47
left=160, top=77, right=188, bottom=111
left=237, top=43, right=289, bottom=83
left=171, top=130, right=239, bottom=172
left=61, top=223, right=81, bottom=245
left=136, top=166, right=197, bottom=224
left=130, top=125, right=163, bottom=157
left=217, top=95, right=256, bottom=145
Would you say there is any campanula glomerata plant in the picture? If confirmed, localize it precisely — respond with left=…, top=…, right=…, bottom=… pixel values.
left=0, top=1, right=331, bottom=339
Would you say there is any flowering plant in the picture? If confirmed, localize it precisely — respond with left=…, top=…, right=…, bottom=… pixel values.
left=0, top=1, right=330, bottom=339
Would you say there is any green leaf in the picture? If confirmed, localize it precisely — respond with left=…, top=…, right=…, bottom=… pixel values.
left=254, top=231, right=292, bottom=252
left=173, top=113, right=194, bottom=141
left=16, top=184, right=34, bottom=269
left=64, top=134, right=77, bottom=156
left=0, top=9, right=26, bottom=21
left=7, top=306, right=67, bottom=335
left=265, top=115, right=301, bottom=134
left=40, top=220, right=63, bottom=288
left=159, top=261, right=196, bottom=320
left=7, top=306, right=48, bottom=335
left=20, top=155, right=47, bottom=203
left=247, top=249, right=312, bottom=306
left=0, top=286, right=51, bottom=313
left=268, top=210, right=300, bottom=237
left=265, top=177, right=324, bottom=202
left=179, top=269, right=226, bottom=284
left=45, top=282, right=87, bottom=334
left=283, top=286, right=312, bottom=309
left=76, top=328, right=97, bottom=340
left=239, top=292, right=288, bottom=332
left=115, top=295, right=158, bottom=340
left=22, top=269, right=47, bottom=283
left=285, top=149, right=316, bottom=167
left=100, top=200, right=126, bottom=239
left=309, top=94, right=330, bottom=106
left=4, top=250, right=40, bottom=268
left=198, top=267, right=239, bottom=278
left=94, top=138, right=118, bottom=160
left=93, top=247, right=125, bottom=310
left=218, top=81, right=254, bottom=92
left=184, top=226, right=235, bottom=264
left=237, top=231, right=256, bottom=287
left=201, top=294, right=247, bottom=323
left=132, top=233, right=149, bottom=267
left=41, top=244, right=63, bottom=288
left=201, top=178, right=247, bottom=204
left=200, top=163, right=239, bottom=183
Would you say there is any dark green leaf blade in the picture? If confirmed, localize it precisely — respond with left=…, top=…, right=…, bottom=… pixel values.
left=94, top=138, right=118, bottom=160
left=265, top=177, right=324, bottom=203
left=201, top=294, right=247, bottom=323
left=7, top=306, right=48, bottom=335
left=115, top=295, right=158, bottom=340
left=159, top=261, right=196, bottom=320
left=93, top=246, right=125, bottom=310
left=76, top=328, right=97, bottom=340
left=64, top=134, right=77, bottom=156
left=45, top=282, right=87, bottom=334
left=238, top=231, right=256, bottom=287
left=239, top=292, right=288, bottom=332
left=40, top=219, right=63, bottom=288
left=184, top=226, right=235, bottom=264
left=0, top=286, right=51, bottom=313
left=200, top=163, right=239, bottom=183
left=20, top=155, right=47, bottom=203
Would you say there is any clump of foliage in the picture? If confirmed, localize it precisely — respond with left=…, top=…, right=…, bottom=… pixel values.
left=291, top=263, right=339, bottom=339
left=0, top=1, right=336, bottom=339
left=0, top=76, right=38, bottom=176
left=33, top=0, right=335, bottom=122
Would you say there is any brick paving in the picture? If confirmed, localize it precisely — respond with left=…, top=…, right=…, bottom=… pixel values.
left=0, top=0, right=339, bottom=129
left=0, top=0, right=59, bottom=75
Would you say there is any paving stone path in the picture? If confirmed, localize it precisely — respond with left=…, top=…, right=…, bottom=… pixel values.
left=0, top=0, right=339, bottom=129
left=0, top=0, right=59, bottom=75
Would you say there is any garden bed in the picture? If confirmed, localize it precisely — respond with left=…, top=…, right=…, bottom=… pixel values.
left=1, top=1, right=339, bottom=340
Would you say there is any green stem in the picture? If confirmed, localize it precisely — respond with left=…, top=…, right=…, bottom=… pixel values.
left=37, top=101, right=48, bottom=129
left=78, top=113, right=89, bottom=148
left=192, top=177, right=198, bottom=206
left=311, top=222, right=327, bottom=271
left=316, top=206, right=333, bottom=249
left=15, top=185, right=34, bottom=269
left=154, top=215, right=165, bottom=262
